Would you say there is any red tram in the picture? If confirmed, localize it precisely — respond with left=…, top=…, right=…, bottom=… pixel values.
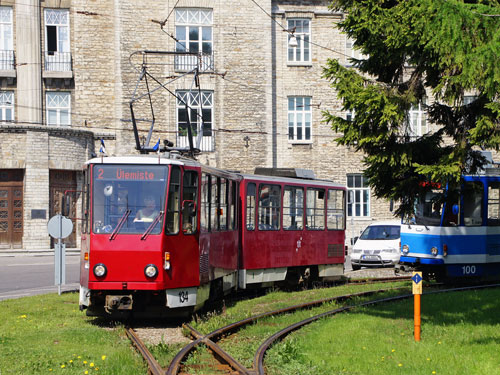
left=78, top=155, right=346, bottom=318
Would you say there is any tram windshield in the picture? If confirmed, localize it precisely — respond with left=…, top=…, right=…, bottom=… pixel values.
left=92, top=165, right=168, bottom=235
left=412, top=189, right=459, bottom=226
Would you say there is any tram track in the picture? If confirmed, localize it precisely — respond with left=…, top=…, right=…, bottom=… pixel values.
left=127, top=276, right=469, bottom=375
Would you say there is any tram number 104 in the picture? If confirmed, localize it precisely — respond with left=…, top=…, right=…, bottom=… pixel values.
left=461, top=265, right=477, bottom=275
left=179, top=290, right=189, bottom=304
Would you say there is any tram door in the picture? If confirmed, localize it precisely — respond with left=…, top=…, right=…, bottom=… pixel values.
left=49, top=170, right=77, bottom=248
left=0, top=170, right=24, bottom=249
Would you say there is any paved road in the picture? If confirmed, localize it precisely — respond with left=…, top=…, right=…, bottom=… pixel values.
left=0, top=254, right=80, bottom=301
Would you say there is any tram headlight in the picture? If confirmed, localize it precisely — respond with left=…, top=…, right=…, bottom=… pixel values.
left=431, top=247, right=438, bottom=256
left=144, top=264, right=158, bottom=278
left=402, top=244, right=409, bottom=255
left=93, top=263, right=107, bottom=278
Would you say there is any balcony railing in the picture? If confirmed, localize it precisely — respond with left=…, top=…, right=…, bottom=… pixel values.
left=44, top=51, right=72, bottom=72
left=174, top=53, right=214, bottom=72
left=0, top=50, right=15, bottom=71
left=177, top=134, right=215, bottom=152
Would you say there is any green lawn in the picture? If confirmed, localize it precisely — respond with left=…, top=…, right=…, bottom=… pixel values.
left=0, top=292, right=146, bottom=375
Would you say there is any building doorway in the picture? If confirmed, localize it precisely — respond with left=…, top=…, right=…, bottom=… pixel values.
left=49, top=170, right=77, bottom=248
left=0, top=170, right=24, bottom=249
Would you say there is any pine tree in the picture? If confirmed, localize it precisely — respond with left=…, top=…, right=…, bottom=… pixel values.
left=323, top=0, right=500, bottom=216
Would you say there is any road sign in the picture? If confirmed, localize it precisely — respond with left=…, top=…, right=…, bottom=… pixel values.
left=48, top=214, right=73, bottom=239
left=48, top=214, right=73, bottom=295
left=412, top=272, right=423, bottom=295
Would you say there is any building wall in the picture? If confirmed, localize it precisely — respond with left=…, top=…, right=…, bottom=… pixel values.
left=0, top=0, right=394, bottom=250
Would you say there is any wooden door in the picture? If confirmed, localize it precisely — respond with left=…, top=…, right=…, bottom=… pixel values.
left=0, top=170, right=24, bottom=249
left=49, top=170, right=77, bottom=248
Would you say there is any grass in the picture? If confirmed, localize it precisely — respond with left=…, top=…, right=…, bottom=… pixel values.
left=0, top=292, right=146, bottom=375
left=264, top=288, right=500, bottom=375
left=2, top=282, right=498, bottom=375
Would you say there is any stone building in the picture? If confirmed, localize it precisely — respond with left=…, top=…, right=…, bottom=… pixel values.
left=0, top=0, right=399, bottom=251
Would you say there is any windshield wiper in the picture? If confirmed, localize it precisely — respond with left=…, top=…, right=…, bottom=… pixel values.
left=141, top=211, right=163, bottom=240
left=110, top=209, right=131, bottom=241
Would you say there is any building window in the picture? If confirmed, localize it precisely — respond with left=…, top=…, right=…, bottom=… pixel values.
left=347, top=174, right=370, bottom=217
left=46, top=92, right=70, bottom=126
left=0, top=91, right=13, bottom=121
left=176, top=90, right=214, bottom=152
left=44, top=9, right=71, bottom=71
left=288, top=97, right=312, bottom=142
left=175, top=8, right=213, bottom=71
left=407, top=99, right=427, bottom=137
left=0, top=7, right=13, bottom=70
left=345, top=36, right=368, bottom=66
left=287, top=19, right=310, bottom=64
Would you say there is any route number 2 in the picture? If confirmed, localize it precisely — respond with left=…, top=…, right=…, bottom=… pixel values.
left=462, top=265, right=476, bottom=275
left=179, top=291, right=189, bottom=304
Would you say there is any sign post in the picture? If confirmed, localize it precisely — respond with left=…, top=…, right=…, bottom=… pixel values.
left=48, top=214, right=73, bottom=295
left=412, top=271, right=423, bottom=341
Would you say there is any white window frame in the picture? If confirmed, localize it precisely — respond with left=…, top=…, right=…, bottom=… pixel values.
left=345, top=36, right=368, bottom=66
left=176, top=90, right=214, bottom=151
left=347, top=174, right=370, bottom=218
left=46, top=92, right=71, bottom=126
left=407, top=99, right=427, bottom=137
left=288, top=96, right=312, bottom=143
left=0, top=7, right=12, bottom=50
left=287, top=18, right=311, bottom=65
left=45, top=9, right=70, bottom=53
left=0, top=91, right=13, bottom=121
left=175, top=8, right=213, bottom=71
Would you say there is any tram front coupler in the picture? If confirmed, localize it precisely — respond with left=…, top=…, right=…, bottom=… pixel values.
left=104, top=295, right=133, bottom=313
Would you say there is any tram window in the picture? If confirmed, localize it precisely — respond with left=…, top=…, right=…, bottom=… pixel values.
left=259, top=184, right=281, bottom=230
left=283, top=186, right=304, bottom=230
left=229, top=181, right=237, bottom=230
left=327, top=189, right=345, bottom=230
left=211, top=177, right=218, bottom=230
left=488, top=182, right=500, bottom=226
left=306, top=188, right=325, bottom=230
left=219, top=178, right=228, bottom=230
left=182, top=171, right=198, bottom=234
left=82, top=168, right=89, bottom=234
left=166, top=166, right=181, bottom=234
left=246, top=183, right=256, bottom=231
left=463, top=182, right=483, bottom=226
left=201, top=174, right=210, bottom=231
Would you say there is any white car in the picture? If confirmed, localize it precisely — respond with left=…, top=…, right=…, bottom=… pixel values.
left=350, top=221, right=401, bottom=270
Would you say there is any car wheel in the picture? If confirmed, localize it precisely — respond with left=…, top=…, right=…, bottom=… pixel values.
left=351, top=264, right=361, bottom=271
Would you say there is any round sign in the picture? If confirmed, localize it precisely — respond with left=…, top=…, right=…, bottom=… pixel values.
left=47, top=214, right=74, bottom=239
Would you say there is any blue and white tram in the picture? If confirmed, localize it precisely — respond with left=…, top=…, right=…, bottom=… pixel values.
left=398, top=171, right=500, bottom=280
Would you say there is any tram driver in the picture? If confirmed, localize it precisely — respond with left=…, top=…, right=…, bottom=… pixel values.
left=134, top=195, right=160, bottom=223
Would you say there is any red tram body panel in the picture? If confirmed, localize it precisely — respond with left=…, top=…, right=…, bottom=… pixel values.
left=78, top=155, right=345, bottom=318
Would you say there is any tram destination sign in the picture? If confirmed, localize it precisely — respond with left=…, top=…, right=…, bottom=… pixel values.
left=94, top=165, right=167, bottom=181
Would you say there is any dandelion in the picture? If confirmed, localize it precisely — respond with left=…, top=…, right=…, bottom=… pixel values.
left=83, top=360, right=88, bottom=365
left=49, top=369, right=53, bottom=372
left=432, top=371, right=436, bottom=374
left=363, top=346, right=366, bottom=350
left=392, top=349, right=396, bottom=353
left=69, top=360, right=73, bottom=364
left=101, top=355, right=106, bottom=361
left=427, top=358, right=431, bottom=361
left=19, top=315, right=27, bottom=319
left=61, top=364, right=66, bottom=368
left=90, top=363, right=95, bottom=367
left=438, top=341, right=442, bottom=345
left=398, top=363, right=403, bottom=367
left=85, top=371, right=89, bottom=375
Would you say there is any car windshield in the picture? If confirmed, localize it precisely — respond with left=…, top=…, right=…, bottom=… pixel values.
left=359, top=225, right=400, bottom=240
left=92, top=165, right=168, bottom=235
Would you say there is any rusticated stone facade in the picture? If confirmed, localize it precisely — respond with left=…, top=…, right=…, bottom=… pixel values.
left=0, top=0, right=395, bottom=250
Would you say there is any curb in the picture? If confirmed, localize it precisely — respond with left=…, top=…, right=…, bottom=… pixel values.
left=0, top=249, right=80, bottom=257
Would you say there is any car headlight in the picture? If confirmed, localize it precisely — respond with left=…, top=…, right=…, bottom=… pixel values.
left=402, top=244, right=409, bottom=254
left=431, top=247, right=438, bottom=256
left=93, top=263, right=107, bottom=277
left=144, top=264, right=158, bottom=278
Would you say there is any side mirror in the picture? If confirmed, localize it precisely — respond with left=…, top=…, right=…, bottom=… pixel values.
left=61, top=194, right=71, bottom=217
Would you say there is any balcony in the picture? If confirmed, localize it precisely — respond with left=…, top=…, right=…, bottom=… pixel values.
left=176, top=133, right=215, bottom=152
left=174, top=53, right=214, bottom=73
left=43, top=51, right=73, bottom=80
left=0, top=50, right=16, bottom=78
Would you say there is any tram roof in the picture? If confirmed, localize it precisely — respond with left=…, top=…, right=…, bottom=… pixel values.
left=240, top=173, right=344, bottom=189
left=85, top=154, right=198, bottom=167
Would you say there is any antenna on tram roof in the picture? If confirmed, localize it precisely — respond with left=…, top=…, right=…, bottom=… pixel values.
left=128, top=50, right=207, bottom=158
